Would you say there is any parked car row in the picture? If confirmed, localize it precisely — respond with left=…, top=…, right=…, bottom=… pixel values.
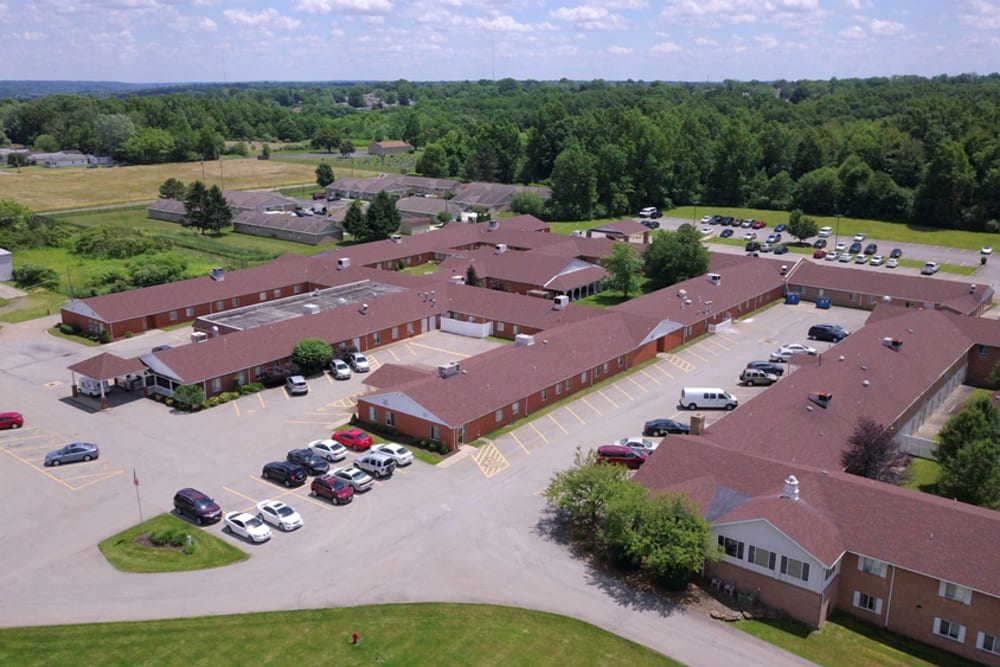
left=705, top=215, right=768, bottom=229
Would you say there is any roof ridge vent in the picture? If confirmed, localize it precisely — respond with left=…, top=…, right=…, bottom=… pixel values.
left=781, top=475, right=800, bottom=500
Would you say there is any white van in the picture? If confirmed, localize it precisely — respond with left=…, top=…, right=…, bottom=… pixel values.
left=818, top=226, right=833, bottom=238
left=680, top=387, right=738, bottom=411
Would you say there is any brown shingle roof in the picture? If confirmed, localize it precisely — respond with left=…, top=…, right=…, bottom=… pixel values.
left=67, top=352, right=146, bottom=380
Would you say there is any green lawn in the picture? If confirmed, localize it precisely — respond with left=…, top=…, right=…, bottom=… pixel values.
left=98, top=513, right=248, bottom=573
left=904, top=458, right=942, bottom=493
left=0, top=603, right=678, bottom=667
left=736, top=611, right=976, bottom=667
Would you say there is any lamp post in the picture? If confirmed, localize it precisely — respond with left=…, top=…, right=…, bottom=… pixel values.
left=693, top=200, right=700, bottom=226
left=835, top=213, right=841, bottom=249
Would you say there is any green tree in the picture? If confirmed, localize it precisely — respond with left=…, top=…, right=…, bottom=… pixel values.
left=510, top=191, right=546, bottom=218
left=33, top=133, right=59, bottom=152
left=119, top=127, right=175, bottom=164
left=642, top=225, right=710, bottom=289
left=602, top=243, right=642, bottom=299
left=416, top=143, right=448, bottom=178
left=343, top=199, right=366, bottom=240
left=793, top=166, right=840, bottom=215
left=291, top=338, right=333, bottom=375
left=914, top=140, right=976, bottom=229
left=549, top=141, right=597, bottom=221
left=13, top=263, right=59, bottom=289
left=159, top=177, right=186, bottom=200
left=7, top=153, right=28, bottom=168
left=787, top=209, right=819, bottom=244
left=312, top=127, right=340, bottom=153
left=935, top=396, right=999, bottom=462
left=197, top=127, right=224, bottom=160
left=260, top=143, right=271, bottom=160
left=465, top=264, right=479, bottom=287
left=202, top=185, right=233, bottom=235
left=339, top=139, right=355, bottom=158
left=936, top=438, right=1000, bottom=508
left=174, top=384, right=206, bottom=409
left=523, top=102, right=568, bottom=183
left=315, top=163, right=334, bottom=187
left=93, top=113, right=135, bottom=155
left=363, top=190, right=401, bottom=242
left=127, top=252, right=188, bottom=287
left=543, top=448, right=632, bottom=533
left=183, top=180, right=208, bottom=232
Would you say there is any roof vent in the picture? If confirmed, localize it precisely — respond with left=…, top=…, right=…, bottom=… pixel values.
left=571, top=230, right=584, bottom=237
left=494, top=243, right=509, bottom=255
left=190, top=331, right=209, bottom=343
left=707, top=273, right=721, bottom=285
left=449, top=275, right=465, bottom=285
left=487, top=220, right=500, bottom=232
left=882, top=295, right=892, bottom=303
left=781, top=475, right=800, bottom=501
left=553, top=295, right=569, bottom=310
left=390, top=234, right=402, bottom=243
left=882, top=337, right=902, bottom=352
left=808, top=391, right=832, bottom=409
left=359, top=303, right=368, bottom=315
left=438, top=362, right=460, bottom=378
left=209, top=267, right=225, bottom=281
left=970, top=284, right=977, bottom=294
left=337, top=257, right=351, bottom=270
left=303, top=304, right=320, bottom=315
left=780, top=265, right=788, bottom=275
left=677, top=289, right=687, bottom=298
left=515, top=333, right=535, bottom=347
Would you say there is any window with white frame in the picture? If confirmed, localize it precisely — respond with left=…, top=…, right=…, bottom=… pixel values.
left=273, top=288, right=281, bottom=297
left=603, top=362, right=609, bottom=374
left=496, top=322, right=505, bottom=332
left=429, top=425, right=439, bottom=441
left=748, top=545, right=776, bottom=570
left=780, top=556, right=810, bottom=582
left=541, top=389, right=548, bottom=402
left=259, top=291, right=267, bottom=301
left=511, top=401, right=519, bottom=415
left=717, top=535, right=744, bottom=560
left=978, top=632, right=1000, bottom=655
left=555, top=382, right=562, bottom=395
left=186, top=307, right=194, bottom=317
left=211, top=378, right=221, bottom=393
left=939, top=581, right=972, bottom=604
left=407, top=323, right=414, bottom=335
left=169, top=310, right=178, bottom=321
left=369, top=406, right=376, bottom=422
left=386, top=411, right=394, bottom=427
left=594, top=365, right=602, bottom=377
left=373, top=331, right=381, bottom=345
left=618, top=356, right=624, bottom=367
left=495, top=408, right=503, bottom=422
left=293, top=285, right=301, bottom=294
left=215, top=300, right=224, bottom=310
left=231, top=297, right=239, bottom=307
left=580, top=371, right=588, bottom=383
left=392, top=327, right=399, bottom=340
left=858, top=556, right=887, bottom=577
left=853, top=591, right=883, bottom=614
left=934, top=618, right=966, bottom=643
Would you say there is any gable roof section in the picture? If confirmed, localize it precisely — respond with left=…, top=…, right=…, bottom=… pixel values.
left=234, top=210, right=342, bottom=236
left=363, top=363, right=434, bottom=389
left=67, top=352, right=146, bottom=380
left=441, top=283, right=603, bottom=331
left=704, top=306, right=974, bottom=470
left=451, top=182, right=551, bottom=208
left=634, top=437, right=1000, bottom=597
left=588, top=219, right=649, bottom=236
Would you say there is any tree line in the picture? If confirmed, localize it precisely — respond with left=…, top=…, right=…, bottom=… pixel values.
left=3, top=75, right=1000, bottom=229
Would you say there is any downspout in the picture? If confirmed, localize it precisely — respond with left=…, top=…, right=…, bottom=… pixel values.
left=884, top=565, right=896, bottom=629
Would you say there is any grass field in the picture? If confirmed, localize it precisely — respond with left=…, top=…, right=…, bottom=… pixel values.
left=903, top=458, right=942, bottom=493
left=98, top=513, right=248, bottom=573
left=736, top=611, right=976, bottom=667
left=0, top=603, right=678, bottom=667
left=0, top=158, right=319, bottom=212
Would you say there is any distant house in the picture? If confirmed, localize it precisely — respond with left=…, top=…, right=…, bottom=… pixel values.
left=36, top=151, right=90, bottom=168
left=327, top=175, right=458, bottom=201
left=232, top=210, right=343, bottom=245
left=368, top=140, right=412, bottom=156
left=0, top=247, right=12, bottom=281
left=147, top=190, right=299, bottom=224
left=451, top=182, right=552, bottom=218
left=586, top=219, right=651, bottom=244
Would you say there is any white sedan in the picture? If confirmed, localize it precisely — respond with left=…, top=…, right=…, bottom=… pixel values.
left=332, top=466, right=374, bottom=492
left=770, top=343, right=818, bottom=362
left=982, top=246, right=993, bottom=255
left=223, top=512, right=272, bottom=543
left=256, top=500, right=303, bottom=532
left=615, top=437, right=658, bottom=455
left=309, top=438, right=348, bottom=463
left=373, top=443, right=414, bottom=466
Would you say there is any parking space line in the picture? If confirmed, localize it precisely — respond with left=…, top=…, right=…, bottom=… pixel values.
left=596, top=389, right=619, bottom=409
left=0, top=447, right=74, bottom=490
left=638, top=368, right=662, bottom=386
left=684, top=348, right=710, bottom=362
left=702, top=338, right=731, bottom=352
left=581, top=397, right=603, bottom=416
left=257, top=393, right=266, bottom=408
left=510, top=431, right=531, bottom=455
left=60, top=469, right=122, bottom=483
left=472, top=440, right=511, bottom=477
left=386, top=347, right=401, bottom=363
left=408, top=341, right=470, bottom=358
left=660, top=355, right=693, bottom=373
left=404, top=342, right=417, bottom=357
left=232, top=400, right=242, bottom=416
left=548, top=413, right=568, bottom=435
left=228, top=484, right=261, bottom=505
left=529, top=422, right=549, bottom=445
left=66, top=469, right=124, bottom=490
left=611, top=383, right=634, bottom=401
left=624, top=376, right=648, bottom=393
left=563, top=406, right=587, bottom=425
left=294, top=491, right=334, bottom=511
left=692, top=344, right=718, bottom=357
left=3, top=442, right=55, bottom=452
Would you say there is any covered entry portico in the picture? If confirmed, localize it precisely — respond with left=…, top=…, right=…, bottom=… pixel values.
left=67, top=352, right=148, bottom=410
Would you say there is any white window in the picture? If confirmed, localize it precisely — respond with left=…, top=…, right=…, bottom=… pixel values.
left=407, top=323, right=414, bottom=335
left=938, top=581, right=972, bottom=604
left=273, top=288, right=281, bottom=297
left=748, top=545, right=776, bottom=571
left=618, top=356, right=624, bottom=368
left=215, top=300, right=224, bottom=310
left=717, top=535, right=744, bottom=560
left=934, top=618, right=966, bottom=643
left=186, top=307, right=194, bottom=317
left=169, top=310, right=178, bottom=321
left=231, top=297, right=239, bottom=307
left=259, top=291, right=267, bottom=300
left=858, top=556, right=887, bottom=577
left=595, top=365, right=602, bottom=377
left=211, top=378, right=221, bottom=393
left=580, top=371, right=588, bottom=383
left=781, top=556, right=810, bottom=582
left=368, top=406, right=376, bottom=422
left=512, top=325, right=519, bottom=335
left=293, top=285, right=301, bottom=294
left=852, top=591, right=883, bottom=614
left=978, top=632, right=1000, bottom=655
left=541, top=389, right=548, bottom=402
left=555, top=382, right=562, bottom=395
left=497, top=322, right=505, bottom=332
left=495, top=409, right=503, bottom=423
left=429, top=425, right=439, bottom=441
left=373, top=331, right=381, bottom=345
left=511, top=401, right=519, bottom=415
left=386, top=411, right=394, bottom=427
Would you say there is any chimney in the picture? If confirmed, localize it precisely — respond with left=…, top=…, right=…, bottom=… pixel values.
left=209, top=267, right=225, bottom=281
left=970, top=284, right=977, bottom=294
left=359, top=303, right=369, bottom=315
left=689, top=414, right=705, bottom=436
left=808, top=391, right=832, bottom=409
left=781, top=475, right=800, bottom=501
left=881, top=337, right=902, bottom=352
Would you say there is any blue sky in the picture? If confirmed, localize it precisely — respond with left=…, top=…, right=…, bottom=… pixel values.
left=1, top=1, right=999, bottom=83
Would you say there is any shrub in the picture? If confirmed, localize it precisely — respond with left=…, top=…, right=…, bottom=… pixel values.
left=59, top=323, right=78, bottom=335
left=207, top=396, right=220, bottom=407
left=148, top=527, right=188, bottom=547
left=13, top=263, right=59, bottom=289
left=124, top=331, right=134, bottom=338
left=99, top=329, right=112, bottom=344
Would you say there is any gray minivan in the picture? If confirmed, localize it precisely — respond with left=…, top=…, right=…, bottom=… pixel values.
left=680, top=387, right=738, bottom=410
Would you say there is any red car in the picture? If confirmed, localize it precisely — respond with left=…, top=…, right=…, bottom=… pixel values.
left=0, top=412, right=24, bottom=430
left=813, top=249, right=827, bottom=259
left=750, top=220, right=767, bottom=229
left=596, top=444, right=648, bottom=470
left=332, top=429, right=374, bottom=451
left=310, top=474, right=354, bottom=505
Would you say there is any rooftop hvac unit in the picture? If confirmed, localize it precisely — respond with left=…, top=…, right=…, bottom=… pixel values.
left=571, top=230, right=584, bottom=237
left=209, top=267, right=225, bottom=282
left=553, top=295, right=570, bottom=310
left=487, top=220, right=500, bottom=232
left=677, top=289, right=687, bottom=298
left=494, top=243, right=509, bottom=255
left=190, top=331, right=209, bottom=343
left=449, top=275, right=465, bottom=285
left=303, top=304, right=320, bottom=315
left=438, top=362, right=460, bottom=378
left=707, top=273, right=721, bottom=285
left=337, top=257, right=351, bottom=270
left=807, top=391, right=832, bottom=409
left=882, top=337, right=903, bottom=351
left=515, top=333, right=535, bottom=347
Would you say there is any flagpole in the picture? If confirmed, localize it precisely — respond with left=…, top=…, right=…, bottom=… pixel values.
left=133, top=468, right=147, bottom=538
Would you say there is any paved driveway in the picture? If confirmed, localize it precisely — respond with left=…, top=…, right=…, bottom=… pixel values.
left=0, top=316, right=822, bottom=666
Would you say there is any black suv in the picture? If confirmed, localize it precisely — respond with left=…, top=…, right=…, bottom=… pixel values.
left=262, top=461, right=307, bottom=487
left=173, top=487, right=222, bottom=525
left=849, top=241, right=863, bottom=254
left=864, top=243, right=878, bottom=256
left=286, top=448, right=330, bottom=476
left=745, top=360, right=785, bottom=377
left=808, top=324, right=851, bottom=342
left=745, top=241, right=762, bottom=253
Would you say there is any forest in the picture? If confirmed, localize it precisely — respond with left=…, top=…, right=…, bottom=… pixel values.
left=3, top=75, right=1000, bottom=230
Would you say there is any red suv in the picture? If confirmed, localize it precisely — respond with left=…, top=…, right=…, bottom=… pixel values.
left=332, top=429, right=373, bottom=451
left=0, top=412, right=24, bottom=430
left=310, top=474, right=355, bottom=505
left=597, top=445, right=648, bottom=469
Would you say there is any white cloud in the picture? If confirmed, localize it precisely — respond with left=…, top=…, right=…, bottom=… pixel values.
left=607, top=45, right=633, bottom=54
left=839, top=25, right=866, bottom=39
left=550, top=5, right=626, bottom=29
left=224, top=8, right=301, bottom=30
left=754, top=34, right=779, bottom=49
left=694, top=36, right=717, bottom=46
left=958, top=0, right=1000, bottom=28
left=12, top=31, right=46, bottom=40
left=198, top=17, right=217, bottom=31
left=660, top=0, right=822, bottom=27
left=650, top=41, right=682, bottom=54
left=477, top=13, right=544, bottom=32
left=293, top=0, right=392, bottom=13
left=868, top=18, right=904, bottom=35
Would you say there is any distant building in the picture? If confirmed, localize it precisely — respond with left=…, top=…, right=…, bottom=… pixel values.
left=368, top=140, right=412, bottom=156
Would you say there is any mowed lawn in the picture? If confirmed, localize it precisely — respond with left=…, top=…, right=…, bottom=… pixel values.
left=0, top=158, right=319, bottom=211
left=0, top=604, right=679, bottom=667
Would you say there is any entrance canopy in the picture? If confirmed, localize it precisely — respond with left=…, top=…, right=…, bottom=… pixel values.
left=68, top=352, right=146, bottom=381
